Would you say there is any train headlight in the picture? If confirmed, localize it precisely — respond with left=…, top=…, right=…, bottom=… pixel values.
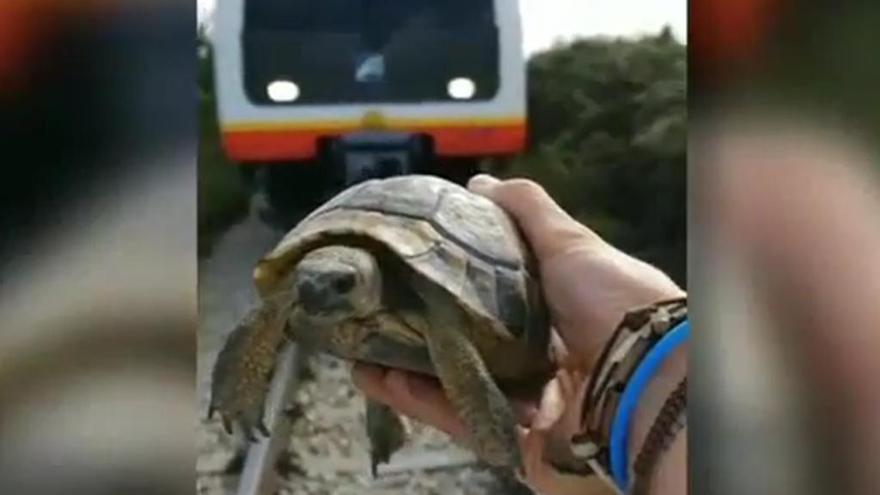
left=267, top=80, right=300, bottom=102
left=448, top=78, right=476, bottom=100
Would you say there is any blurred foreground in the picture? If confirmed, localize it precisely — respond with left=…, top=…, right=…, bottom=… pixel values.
left=0, top=2, right=196, bottom=494
left=691, top=1, right=880, bottom=494
left=0, top=1, right=878, bottom=495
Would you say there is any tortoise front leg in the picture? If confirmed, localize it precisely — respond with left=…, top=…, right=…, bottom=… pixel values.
left=209, top=296, right=291, bottom=440
left=409, top=282, right=523, bottom=469
left=365, top=399, right=408, bottom=477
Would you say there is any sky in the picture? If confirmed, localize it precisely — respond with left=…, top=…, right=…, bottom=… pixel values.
left=197, top=0, right=687, bottom=54
left=518, top=0, right=686, bottom=53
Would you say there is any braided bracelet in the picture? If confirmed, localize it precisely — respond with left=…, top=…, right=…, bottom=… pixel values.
left=610, top=319, right=689, bottom=487
left=570, top=297, right=687, bottom=492
left=632, top=377, right=687, bottom=495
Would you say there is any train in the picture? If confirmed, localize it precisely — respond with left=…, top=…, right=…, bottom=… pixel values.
left=210, top=0, right=527, bottom=220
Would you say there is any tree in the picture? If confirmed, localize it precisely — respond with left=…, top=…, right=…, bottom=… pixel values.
left=487, top=29, right=687, bottom=285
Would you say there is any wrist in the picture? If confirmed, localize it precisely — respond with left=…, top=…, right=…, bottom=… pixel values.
left=629, top=344, right=687, bottom=495
left=630, top=343, right=687, bottom=460
left=645, top=425, right=687, bottom=495
left=573, top=299, right=687, bottom=493
left=607, top=318, right=689, bottom=490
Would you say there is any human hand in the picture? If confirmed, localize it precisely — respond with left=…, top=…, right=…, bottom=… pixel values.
left=464, top=175, right=685, bottom=370
left=352, top=176, right=684, bottom=494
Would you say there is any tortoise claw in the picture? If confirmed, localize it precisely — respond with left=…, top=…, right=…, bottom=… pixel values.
left=257, top=419, right=271, bottom=438
left=245, top=428, right=258, bottom=443
left=366, top=400, right=407, bottom=479
left=209, top=298, right=288, bottom=440
left=207, top=398, right=265, bottom=441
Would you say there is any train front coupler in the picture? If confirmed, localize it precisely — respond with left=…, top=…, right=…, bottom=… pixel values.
left=327, top=132, right=431, bottom=186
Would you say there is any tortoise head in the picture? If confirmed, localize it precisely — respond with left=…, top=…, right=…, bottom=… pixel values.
left=292, top=245, right=382, bottom=325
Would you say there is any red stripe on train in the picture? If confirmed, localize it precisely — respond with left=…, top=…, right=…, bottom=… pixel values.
left=222, top=124, right=526, bottom=163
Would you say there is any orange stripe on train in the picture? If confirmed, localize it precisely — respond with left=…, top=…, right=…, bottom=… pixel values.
left=222, top=122, right=526, bottom=162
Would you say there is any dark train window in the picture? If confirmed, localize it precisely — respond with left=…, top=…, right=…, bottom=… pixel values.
left=242, top=0, right=500, bottom=105
left=245, top=0, right=362, bottom=31
left=245, top=0, right=494, bottom=35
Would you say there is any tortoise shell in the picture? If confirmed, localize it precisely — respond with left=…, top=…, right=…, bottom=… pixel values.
left=254, top=175, right=551, bottom=376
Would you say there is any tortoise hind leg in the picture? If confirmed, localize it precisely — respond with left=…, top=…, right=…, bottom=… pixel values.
left=366, top=399, right=408, bottom=477
left=209, top=297, right=290, bottom=440
left=409, top=281, right=522, bottom=469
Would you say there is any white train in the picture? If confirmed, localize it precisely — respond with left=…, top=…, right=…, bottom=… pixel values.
left=211, top=0, right=527, bottom=167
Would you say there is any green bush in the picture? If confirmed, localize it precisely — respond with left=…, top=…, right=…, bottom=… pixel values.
left=485, top=28, right=686, bottom=285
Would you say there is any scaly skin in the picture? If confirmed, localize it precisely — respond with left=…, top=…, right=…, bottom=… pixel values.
left=211, top=242, right=525, bottom=474
left=209, top=293, right=294, bottom=439
left=366, top=399, right=408, bottom=477
left=409, top=275, right=523, bottom=470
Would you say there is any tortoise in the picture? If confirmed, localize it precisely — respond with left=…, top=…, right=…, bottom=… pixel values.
left=209, top=174, right=555, bottom=474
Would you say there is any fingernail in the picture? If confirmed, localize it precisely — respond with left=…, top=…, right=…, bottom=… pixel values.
left=467, top=174, right=501, bottom=194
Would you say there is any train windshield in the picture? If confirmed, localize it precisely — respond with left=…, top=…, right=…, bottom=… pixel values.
left=246, top=0, right=495, bottom=36
left=242, top=0, right=500, bottom=104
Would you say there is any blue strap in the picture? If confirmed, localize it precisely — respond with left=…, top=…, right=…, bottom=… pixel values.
left=609, top=319, right=690, bottom=490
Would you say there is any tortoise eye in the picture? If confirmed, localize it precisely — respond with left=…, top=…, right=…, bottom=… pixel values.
left=333, top=273, right=356, bottom=294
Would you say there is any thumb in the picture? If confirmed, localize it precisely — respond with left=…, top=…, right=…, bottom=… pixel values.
left=467, top=175, right=606, bottom=261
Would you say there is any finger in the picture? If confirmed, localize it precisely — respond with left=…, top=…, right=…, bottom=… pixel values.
left=352, top=363, right=461, bottom=436
left=517, top=426, right=545, bottom=483
left=351, top=362, right=393, bottom=401
left=559, top=368, right=585, bottom=403
left=557, top=369, right=590, bottom=436
left=550, top=329, right=578, bottom=370
left=400, top=372, right=536, bottom=440
left=514, top=427, right=531, bottom=484
left=383, top=370, right=469, bottom=441
left=466, top=173, right=502, bottom=191
left=533, top=377, right=566, bottom=432
left=557, top=369, right=574, bottom=402
left=355, top=365, right=533, bottom=440
left=468, top=175, right=605, bottom=260
left=511, top=397, right=539, bottom=426
left=519, top=426, right=614, bottom=495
